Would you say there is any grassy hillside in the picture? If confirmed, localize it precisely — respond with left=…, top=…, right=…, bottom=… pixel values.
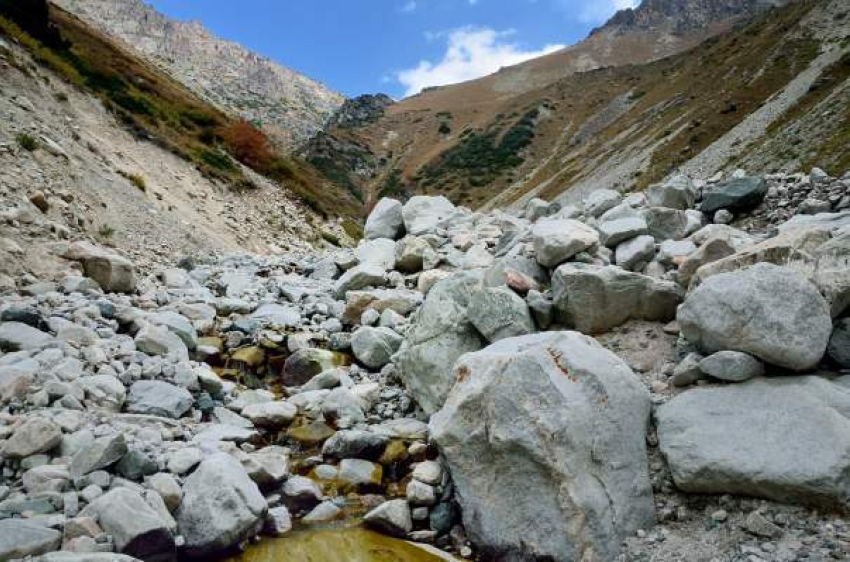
left=313, top=0, right=848, bottom=210
left=0, top=0, right=362, bottom=219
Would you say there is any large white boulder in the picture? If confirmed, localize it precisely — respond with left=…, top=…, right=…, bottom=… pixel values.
left=402, top=196, right=456, bottom=236
left=531, top=219, right=599, bottom=268
left=431, top=332, right=654, bottom=561
left=365, top=198, right=404, bottom=240
left=552, top=264, right=682, bottom=334
left=678, top=263, right=832, bottom=371
left=176, top=453, right=267, bottom=557
left=395, top=273, right=485, bottom=414
left=657, top=376, right=850, bottom=508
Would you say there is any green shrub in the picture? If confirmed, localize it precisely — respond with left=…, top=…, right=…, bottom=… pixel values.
left=341, top=218, right=363, bottom=241
left=438, top=122, right=451, bottom=135
left=420, top=107, right=539, bottom=187
left=16, top=133, right=38, bottom=151
left=98, top=224, right=115, bottom=238
left=195, top=148, right=237, bottom=172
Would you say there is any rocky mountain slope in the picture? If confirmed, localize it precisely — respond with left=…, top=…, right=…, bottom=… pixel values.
left=52, top=0, right=345, bottom=150
left=306, top=0, right=849, bottom=211
left=0, top=0, right=361, bottom=283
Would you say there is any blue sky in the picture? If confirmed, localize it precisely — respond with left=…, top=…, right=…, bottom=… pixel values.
left=146, top=0, right=638, bottom=99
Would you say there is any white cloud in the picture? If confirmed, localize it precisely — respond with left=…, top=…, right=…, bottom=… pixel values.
left=396, top=27, right=564, bottom=97
left=575, top=0, right=640, bottom=24
left=399, top=0, right=417, bottom=13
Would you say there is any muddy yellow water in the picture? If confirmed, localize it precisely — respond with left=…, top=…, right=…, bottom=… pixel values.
left=231, top=527, right=454, bottom=562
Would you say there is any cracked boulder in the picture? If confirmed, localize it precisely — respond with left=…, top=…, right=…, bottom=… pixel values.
left=431, top=331, right=654, bottom=561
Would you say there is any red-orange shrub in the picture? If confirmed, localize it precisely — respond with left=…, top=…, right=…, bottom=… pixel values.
left=220, top=120, right=274, bottom=170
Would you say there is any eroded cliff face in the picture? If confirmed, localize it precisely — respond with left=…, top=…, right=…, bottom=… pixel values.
left=52, top=0, right=345, bottom=150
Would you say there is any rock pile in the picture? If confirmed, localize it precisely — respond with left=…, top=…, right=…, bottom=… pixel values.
left=0, top=167, right=848, bottom=561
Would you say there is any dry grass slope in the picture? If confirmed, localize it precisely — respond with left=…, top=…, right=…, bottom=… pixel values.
left=0, top=0, right=362, bottom=219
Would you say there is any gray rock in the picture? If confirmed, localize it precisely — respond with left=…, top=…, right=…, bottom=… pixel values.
left=699, top=351, right=764, bottom=382
left=282, top=475, right=323, bottom=512
left=526, top=290, right=553, bottom=330
left=321, top=388, right=365, bottom=428
left=412, top=460, right=443, bottom=485
left=79, top=374, right=126, bottom=412
left=363, top=499, right=412, bottom=537
left=356, top=238, right=397, bottom=271
left=148, top=473, right=182, bottom=513
left=0, top=519, right=62, bottom=559
left=282, top=348, right=347, bottom=386
left=657, top=239, right=696, bottom=266
left=431, top=332, right=654, bottom=561
left=64, top=241, right=136, bottom=293
left=657, top=376, right=850, bottom=508
left=395, top=236, right=430, bottom=273
left=322, top=430, right=389, bottom=460
left=2, top=417, right=61, bottom=458
left=0, top=322, right=55, bottom=351
left=81, top=487, right=175, bottom=561
left=646, top=175, right=696, bottom=210
left=597, top=217, right=649, bottom=247
left=643, top=207, right=690, bottom=241
left=365, top=198, right=404, bottom=240
left=117, top=449, right=158, bottom=480
left=552, top=264, right=682, bottom=334
left=70, top=434, right=127, bottom=480
left=525, top=197, right=555, bottom=221
left=176, top=453, right=267, bottom=557
left=828, top=318, right=850, bottom=367
left=615, top=235, right=656, bottom=271
left=467, top=286, right=534, bottom=342
left=670, top=353, right=705, bottom=387
left=135, top=324, right=189, bottom=362
left=406, top=479, right=437, bottom=506
left=483, top=250, right=549, bottom=289
left=264, top=506, right=293, bottom=536
left=250, top=304, right=301, bottom=328
left=127, top=381, right=193, bottom=419
left=34, top=554, right=138, bottom=562
left=243, top=446, right=289, bottom=486
left=584, top=189, right=622, bottom=218
left=351, top=327, right=403, bottom=369
left=714, top=209, right=734, bottom=224
left=402, top=196, right=456, bottom=236
left=395, top=273, right=486, bottom=415
left=700, top=177, right=768, bottom=214
left=241, top=401, right=297, bottom=428
left=532, top=219, right=599, bottom=267
left=167, top=448, right=202, bottom=475
left=149, top=311, right=197, bottom=350
left=334, top=264, right=387, bottom=299
left=677, top=236, right=736, bottom=287
left=336, top=458, right=382, bottom=489
left=678, top=263, right=832, bottom=371
left=342, top=288, right=423, bottom=325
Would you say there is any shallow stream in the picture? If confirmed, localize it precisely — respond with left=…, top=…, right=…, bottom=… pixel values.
left=229, top=525, right=456, bottom=562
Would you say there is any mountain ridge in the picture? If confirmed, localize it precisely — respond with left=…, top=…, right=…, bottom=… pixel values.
left=305, top=0, right=848, bottom=211
left=51, top=0, right=345, bottom=150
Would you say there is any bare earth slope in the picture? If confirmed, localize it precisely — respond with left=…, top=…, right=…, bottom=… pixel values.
left=0, top=13, right=353, bottom=281
left=53, top=0, right=345, bottom=150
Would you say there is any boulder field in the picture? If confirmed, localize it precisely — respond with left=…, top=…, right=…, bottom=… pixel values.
left=0, top=168, right=848, bottom=561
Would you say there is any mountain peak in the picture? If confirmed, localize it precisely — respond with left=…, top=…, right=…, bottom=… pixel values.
left=593, top=0, right=784, bottom=36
